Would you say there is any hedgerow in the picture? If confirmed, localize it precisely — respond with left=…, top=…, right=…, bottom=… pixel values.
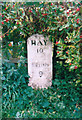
left=1, top=1, right=81, bottom=118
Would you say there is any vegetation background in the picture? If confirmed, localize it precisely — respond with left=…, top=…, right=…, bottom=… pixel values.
left=1, top=1, right=81, bottom=118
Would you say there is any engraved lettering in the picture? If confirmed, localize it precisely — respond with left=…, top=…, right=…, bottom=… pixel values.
left=31, top=40, right=47, bottom=46
left=27, top=34, right=52, bottom=89
left=37, top=41, right=43, bottom=46
left=37, top=48, right=43, bottom=53
left=32, top=62, right=49, bottom=67
left=31, top=40, right=36, bottom=45
left=43, top=40, right=47, bottom=45
left=39, top=71, right=43, bottom=77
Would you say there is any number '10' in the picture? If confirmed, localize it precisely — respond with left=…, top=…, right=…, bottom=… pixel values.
left=37, top=48, right=43, bottom=53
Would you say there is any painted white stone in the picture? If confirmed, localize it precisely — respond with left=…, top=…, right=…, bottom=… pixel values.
left=27, top=34, right=52, bottom=89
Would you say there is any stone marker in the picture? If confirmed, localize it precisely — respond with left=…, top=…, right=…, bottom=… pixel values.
left=27, top=34, right=52, bottom=89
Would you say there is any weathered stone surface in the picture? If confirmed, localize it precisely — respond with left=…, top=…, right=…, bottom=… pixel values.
left=27, top=34, right=52, bottom=89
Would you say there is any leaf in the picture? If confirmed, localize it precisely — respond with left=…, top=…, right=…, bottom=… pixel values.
left=2, top=76, right=6, bottom=80
left=30, top=15, right=33, bottom=22
left=3, top=85, right=7, bottom=90
left=26, top=15, right=29, bottom=22
left=42, top=100, right=50, bottom=108
left=28, top=92, right=34, bottom=97
left=32, top=9, right=36, bottom=15
left=8, top=49, right=13, bottom=55
left=48, top=109, right=54, bottom=113
left=51, top=27, right=57, bottom=31
left=70, top=65, right=75, bottom=70
left=22, top=77, right=26, bottom=83
left=76, top=80, right=80, bottom=84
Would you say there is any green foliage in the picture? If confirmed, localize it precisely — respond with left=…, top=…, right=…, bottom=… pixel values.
left=2, top=58, right=80, bottom=118
left=1, top=1, right=81, bottom=118
left=2, top=1, right=81, bottom=70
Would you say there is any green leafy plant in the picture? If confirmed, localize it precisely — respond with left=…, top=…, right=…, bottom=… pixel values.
left=1, top=1, right=81, bottom=118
